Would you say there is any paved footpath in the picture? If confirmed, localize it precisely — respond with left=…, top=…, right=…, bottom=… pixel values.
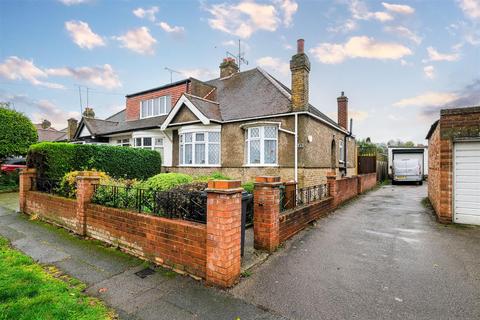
left=230, top=184, right=480, bottom=320
left=0, top=194, right=285, bottom=320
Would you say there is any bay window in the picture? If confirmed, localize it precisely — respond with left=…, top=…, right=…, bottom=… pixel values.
left=140, top=95, right=172, bottom=118
left=245, top=126, right=277, bottom=165
left=179, top=131, right=220, bottom=166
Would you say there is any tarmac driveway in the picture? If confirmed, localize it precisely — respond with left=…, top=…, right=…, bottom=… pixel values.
left=231, top=184, right=480, bottom=320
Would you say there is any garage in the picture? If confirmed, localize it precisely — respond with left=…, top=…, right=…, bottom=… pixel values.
left=454, top=141, right=480, bottom=225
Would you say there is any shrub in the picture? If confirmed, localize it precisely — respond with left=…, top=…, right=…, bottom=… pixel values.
left=193, top=172, right=231, bottom=182
left=141, top=173, right=193, bottom=191
left=0, top=171, right=19, bottom=192
left=242, top=181, right=254, bottom=193
left=57, top=170, right=110, bottom=198
left=27, top=142, right=161, bottom=180
left=0, top=107, right=38, bottom=160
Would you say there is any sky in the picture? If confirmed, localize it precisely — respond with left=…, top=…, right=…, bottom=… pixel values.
left=0, top=0, right=479, bottom=144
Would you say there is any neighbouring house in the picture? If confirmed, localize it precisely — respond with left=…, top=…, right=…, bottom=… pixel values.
left=71, top=39, right=357, bottom=186
left=34, top=119, right=68, bottom=142
left=426, top=106, right=480, bottom=225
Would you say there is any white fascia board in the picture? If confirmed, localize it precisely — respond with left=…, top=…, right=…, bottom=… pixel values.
left=161, top=95, right=210, bottom=130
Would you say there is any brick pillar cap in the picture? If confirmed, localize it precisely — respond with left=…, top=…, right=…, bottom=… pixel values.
left=207, top=180, right=243, bottom=194
left=283, top=180, right=297, bottom=186
left=326, top=173, right=337, bottom=179
left=76, top=175, right=101, bottom=181
left=20, top=168, right=36, bottom=175
left=255, top=176, right=281, bottom=183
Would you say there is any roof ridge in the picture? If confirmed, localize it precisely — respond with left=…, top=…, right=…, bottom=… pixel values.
left=184, top=93, right=220, bottom=104
left=84, top=117, right=119, bottom=124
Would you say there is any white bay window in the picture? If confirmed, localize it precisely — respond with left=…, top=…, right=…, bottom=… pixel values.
left=245, top=126, right=278, bottom=166
left=179, top=129, right=220, bottom=166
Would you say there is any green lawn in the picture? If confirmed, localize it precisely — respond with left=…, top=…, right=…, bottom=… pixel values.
left=0, top=236, right=114, bottom=320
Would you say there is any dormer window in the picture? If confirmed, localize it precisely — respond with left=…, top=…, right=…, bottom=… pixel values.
left=140, top=95, right=172, bottom=118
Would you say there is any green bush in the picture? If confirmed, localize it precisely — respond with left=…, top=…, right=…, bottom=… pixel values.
left=0, top=171, right=19, bottom=192
left=0, top=107, right=38, bottom=160
left=141, top=173, right=193, bottom=191
left=242, top=181, right=254, bottom=193
left=27, top=142, right=161, bottom=180
left=193, top=171, right=231, bottom=182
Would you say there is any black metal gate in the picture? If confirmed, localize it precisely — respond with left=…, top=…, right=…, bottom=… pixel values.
left=241, top=191, right=253, bottom=257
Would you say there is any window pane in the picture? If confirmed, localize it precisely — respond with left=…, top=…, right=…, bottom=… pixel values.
left=135, top=138, right=142, bottom=147
left=249, top=140, right=260, bottom=164
left=208, top=132, right=220, bottom=142
left=209, top=143, right=220, bottom=164
left=141, top=101, right=147, bottom=118
left=196, top=133, right=204, bottom=142
left=180, top=145, right=184, bottom=164
left=264, top=140, right=277, bottom=164
left=116, top=139, right=122, bottom=144
left=185, top=144, right=192, bottom=164
left=250, top=127, right=259, bottom=138
left=160, top=96, right=166, bottom=114
left=153, top=98, right=160, bottom=116
left=195, top=143, right=205, bottom=164
left=148, top=100, right=153, bottom=116
left=264, top=126, right=277, bottom=139
left=185, top=133, right=192, bottom=143
left=165, top=95, right=172, bottom=113
left=154, top=147, right=164, bottom=160
left=143, top=137, right=152, bottom=146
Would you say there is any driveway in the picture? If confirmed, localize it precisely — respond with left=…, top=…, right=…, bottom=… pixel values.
left=231, top=184, right=480, bottom=320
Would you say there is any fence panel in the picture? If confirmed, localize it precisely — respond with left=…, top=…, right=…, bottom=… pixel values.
left=358, top=156, right=377, bottom=174
left=376, top=160, right=388, bottom=181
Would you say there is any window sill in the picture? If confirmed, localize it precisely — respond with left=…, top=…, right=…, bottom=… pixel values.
left=243, top=164, right=279, bottom=168
left=179, top=164, right=221, bottom=168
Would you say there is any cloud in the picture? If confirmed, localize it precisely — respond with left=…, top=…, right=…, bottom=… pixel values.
left=158, top=21, right=185, bottom=35
left=256, top=56, right=290, bottom=76
left=420, top=79, right=480, bottom=117
left=447, top=21, right=480, bottom=46
left=31, top=99, right=81, bottom=129
left=393, top=92, right=459, bottom=108
left=425, top=46, right=460, bottom=62
left=65, top=20, right=105, bottom=49
left=423, top=65, right=435, bottom=79
left=114, top=27, right=156, bottom=55
left=204, top=0, right=280, bottom=38
left=457, top=0, right=480, bottom=20
left=348, top=0, right=393, bottom=22
left=58, top=0, right=90, bottom=5
left=0, top=56, right=65, bottom=89
left=133, top=6, right=159, bottom=22
left=46, top=64, right=121, bottom=89
left=179, top=68, right=217, bottom=80
left=384, top=26, right=422, bottom=44
left=274, top=0, right=298, bottom=27
left=382, top=2, right=415, bottom=15
left=327, top=19, right=357, bottom=33
left=309, top=36, right=412, bottom=64
left=349, top=109, right=369, bottom=122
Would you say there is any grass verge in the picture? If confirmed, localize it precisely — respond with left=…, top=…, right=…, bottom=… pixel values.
left=0, top=236, right=114, bottom=320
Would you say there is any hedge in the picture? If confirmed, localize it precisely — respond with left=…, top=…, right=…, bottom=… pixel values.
left=0, top=107, right=38, bottom=160
left=27, top=142, right=161, bottom=180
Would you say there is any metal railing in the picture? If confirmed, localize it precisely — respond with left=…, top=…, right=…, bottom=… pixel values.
left=280, top=184, right=329, bottom=212
left=91, top=184, right=207, bottom=224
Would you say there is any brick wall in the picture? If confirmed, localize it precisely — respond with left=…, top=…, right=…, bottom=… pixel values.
left=24, top=191, right=78, bottom=231
left=126, top=83, right=189, bottom=121
left=428, top=124, right=441, bottom=217
left=331, top=176, right=359, bottom=206
left=86, top=204, right=207, bottom=278
left=279, top=197, right=333, bottom=242
left=357, top=173, right=377, bottom=194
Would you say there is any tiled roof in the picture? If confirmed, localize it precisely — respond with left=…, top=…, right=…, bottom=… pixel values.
left=81, top=115, right=167, bottom=136
left=34, top=124, right=68, bottom=142
left=184, top=94, right=222, bottom=121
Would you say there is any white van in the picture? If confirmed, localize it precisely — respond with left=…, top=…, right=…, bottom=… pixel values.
left=392, top=159, right=423, bottom=184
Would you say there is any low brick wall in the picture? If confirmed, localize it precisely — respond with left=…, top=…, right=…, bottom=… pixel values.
left=86, top=204, right=207, bottom=278
left=357, top=173, right=377, bottom=194
left=279, top=197, right=333, bottom=242
left=333, top=176, right=359, bottom=205
left=24, top=191, right=78, bottom=231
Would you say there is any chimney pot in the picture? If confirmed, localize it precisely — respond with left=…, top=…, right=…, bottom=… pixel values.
left=297, top=39, right=305, bottom=54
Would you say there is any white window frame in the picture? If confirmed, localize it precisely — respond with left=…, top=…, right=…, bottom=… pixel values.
left=178, top=127, right=221, bottom=167
left=245, top=126, right=278, bottom=167
left=339, top=139, right=345, bottom=164
left=134, top=136, right=163, bottom=153
left=140, top=95, right=172, bottom=119
left=115, top=138, right=131, bottom=147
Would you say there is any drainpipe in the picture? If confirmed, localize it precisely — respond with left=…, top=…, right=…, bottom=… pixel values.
left=294, top=113, right=298, bottom=183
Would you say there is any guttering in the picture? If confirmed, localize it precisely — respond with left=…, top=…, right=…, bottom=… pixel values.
left=238, top=121, right=295, bottom=135
left=294, top=113, right=298, bottom=184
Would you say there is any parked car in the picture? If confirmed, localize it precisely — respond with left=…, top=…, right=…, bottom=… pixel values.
left=392, top=159, right=423, bottom=185
left=1, top=157, right=27, bottom=173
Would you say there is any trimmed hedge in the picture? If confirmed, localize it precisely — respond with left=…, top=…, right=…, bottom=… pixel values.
left=27, top=142, right=161, bottom=180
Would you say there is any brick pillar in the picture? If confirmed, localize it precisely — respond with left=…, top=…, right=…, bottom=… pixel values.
left=326, top=172, right=337, bottom=207
left=75, top=172, right=100, bottom=236
left=253, top=176, right=282, bottom=252
left=206, top=180, right=243, bottom=288
left=19, top=168, right=36, bottom=213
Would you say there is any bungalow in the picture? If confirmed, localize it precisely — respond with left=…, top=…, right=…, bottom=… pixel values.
left=71, top=39, right=356, bottom=186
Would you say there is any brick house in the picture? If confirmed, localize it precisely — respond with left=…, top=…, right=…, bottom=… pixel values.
left=426, top=106, right=480, bottom=225
left=71, top=39, right=357, bottom=186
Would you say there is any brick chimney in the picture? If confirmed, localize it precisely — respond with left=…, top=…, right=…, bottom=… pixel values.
left=290, top=39, right=311, bottom=111
left=337, top=91, right=348, bottom=130
left=220, top=57, right=239, bottom=78
left=67, top=118, right=78, bottom=141
left=83, top=107, right=95, bottom=118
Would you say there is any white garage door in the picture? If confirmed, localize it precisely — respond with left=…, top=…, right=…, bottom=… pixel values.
left=454, top=141, right=480, bottom=225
